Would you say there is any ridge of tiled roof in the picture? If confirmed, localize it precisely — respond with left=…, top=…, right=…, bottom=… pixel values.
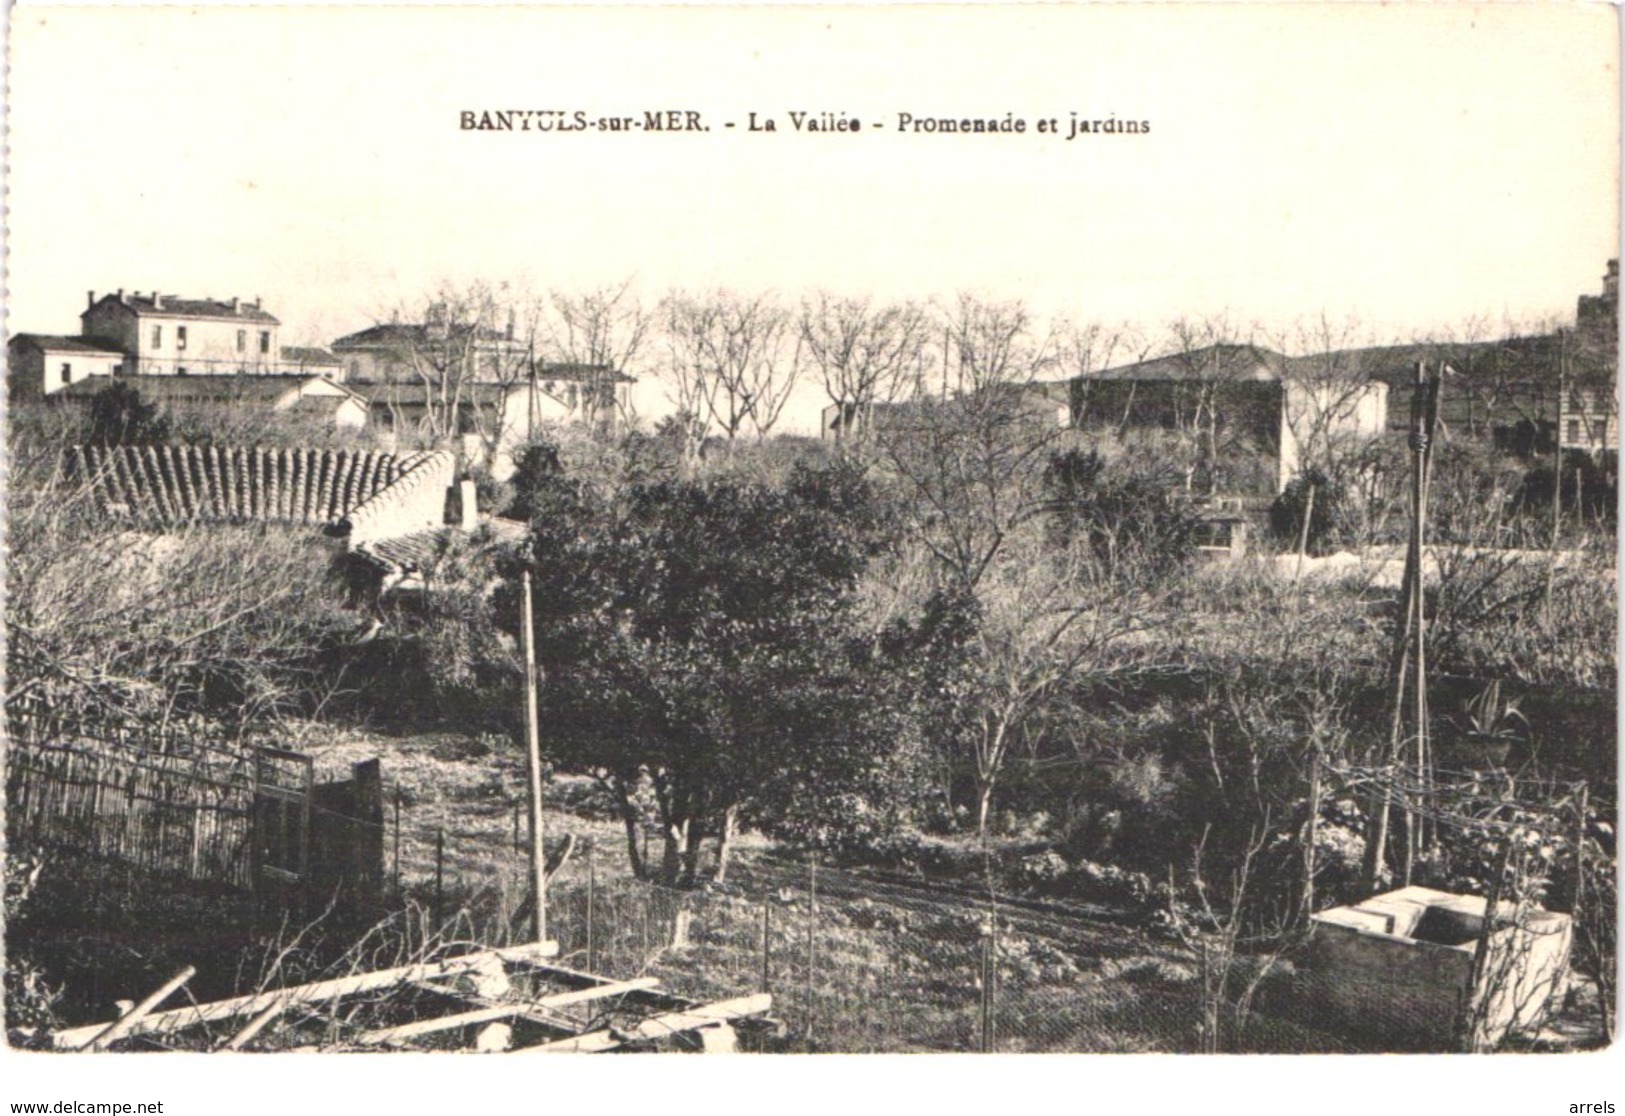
left=1087, top=343, right=1287, bottom=383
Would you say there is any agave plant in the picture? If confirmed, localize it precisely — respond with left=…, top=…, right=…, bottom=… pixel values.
left=1443, top=680, right=1527, bottom=770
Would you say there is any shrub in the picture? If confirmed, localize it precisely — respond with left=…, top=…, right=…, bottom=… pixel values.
left=1269, top=467, right=1349, bottom=556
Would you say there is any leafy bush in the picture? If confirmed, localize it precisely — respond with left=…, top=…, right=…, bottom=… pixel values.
left=1269, top=467, right=1349, bottom=555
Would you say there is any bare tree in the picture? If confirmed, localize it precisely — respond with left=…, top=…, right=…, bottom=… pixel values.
left=373, top=282, right=536, bottom=456
left=541, top=279, right=652, bottom=427
left=661, top=291, right=800, bottom=453
left=880, top=295, right=1062, bottom=591
left=947, top=524, right=1167, bottom=836
left=1268, top=314, right=1391, bottom=481
left=799, top=293, right=930, bottom=441
left=1158, top=313, right=1273, bottom=495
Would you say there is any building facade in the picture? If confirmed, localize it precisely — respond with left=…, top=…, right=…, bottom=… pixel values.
left=6, top=334, right=125, bottom=398
left=82, top=290, right=283, bottom=377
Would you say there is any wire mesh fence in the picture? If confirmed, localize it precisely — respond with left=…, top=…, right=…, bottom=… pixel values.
left=12, top=727, right=1602, bottom=1054
left=382, top=806, right=1494, bottom=1053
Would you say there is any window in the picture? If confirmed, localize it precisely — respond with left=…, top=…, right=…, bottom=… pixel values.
left=177, top=325, right=188, bottom=351
left=177, top=367, right=188, bottom=377
left=237, top=329, right=246, bottom=353
left=259, top=331, right=271, bottom=355
left=1568, top=419, right=1582, bottom=444
left=152, top=325, right=163, bottom=348
left=60, top=362, right=72, bottom=385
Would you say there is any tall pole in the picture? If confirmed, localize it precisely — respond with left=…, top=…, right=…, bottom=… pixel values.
left=521, top=570, right=547, bottom=944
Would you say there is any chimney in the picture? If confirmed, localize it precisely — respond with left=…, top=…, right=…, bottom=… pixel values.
left=254, top=296, right=262, bottom=311
left=506, top=310, right=515, bottom=341
left=1606, top=259, right=1619, bottom=300
left=152, top=291, right=164, bottom=311
left=87, top=290, right=96, bottom=309
left=230, top=296, right=240, bottom=313
left=118, top=288, right=127, bottom=305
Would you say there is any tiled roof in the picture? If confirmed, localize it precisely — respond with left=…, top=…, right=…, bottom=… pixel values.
left=56, top=374, right=333, bottom=406
left=331, top=322, right=513, bottom=349
left=8, top=334, right=125, bottom=355
left=66, top=444, right=415, bottom=527
left=1283, top=335, right=1596, bottom=429
left=285, top=395, right=362, bottom=417
left=353, top=381, right=518, bottom=407
left=353, top=517, right=529, bottom=585
left=282, top=346, right=343, bottom=365
left=1088, top=344, right=1287, bottom=383
left=85, top=293, right=280, bottom=325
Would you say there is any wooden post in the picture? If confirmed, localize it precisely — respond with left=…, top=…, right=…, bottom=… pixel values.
left=433, top=827, right=445, bottom=933
left=1571, top=783, right=1589, bottom=915
left=806, top=857, right=818, bottom=1037
left=980, top=921, right=994, bottom=1053
left=521, top=571, right=547, bottom=945
left=1295, top=480, right=1316, bottom=580
left=761, top=901, right=772, bottom=993
left=392, top=791, right=401, bottom=897
left=586, top=838, right=596, bottom=973
left=1304, top=747, right=1323, bottom=919
left=83, top=966, right=197, bottom=1051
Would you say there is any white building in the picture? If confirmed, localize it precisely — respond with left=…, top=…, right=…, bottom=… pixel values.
left=82, top=289, right=283, bottom=377
left=6, top=334, right=125, bottom=397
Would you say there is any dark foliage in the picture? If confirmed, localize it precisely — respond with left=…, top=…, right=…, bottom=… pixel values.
left=86, top=382, right=169, bottom=445
left=1269, top=467, right=1349, bottom=556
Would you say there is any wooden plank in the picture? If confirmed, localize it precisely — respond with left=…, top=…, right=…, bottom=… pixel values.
left=519, top=993, right=773, bottom=1054
left=219, top=997, right=289, bottom=1052
left=50, top=941, right=558, bottom=1049
left=355, top=977, right=662, bottom=1047
left=81, top=966, right=197, bottom=1052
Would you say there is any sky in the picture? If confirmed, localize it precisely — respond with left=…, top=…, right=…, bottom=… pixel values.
left=5, top=2, right=1619, bottom=436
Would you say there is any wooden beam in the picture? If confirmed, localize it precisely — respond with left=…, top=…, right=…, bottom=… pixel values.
left=219, top=997, right=289, bottom=1052
left=356, top=976, right=662, bottom=1047
left=50, top=941, right=557, bottom=1050
left=81, top=966, right=197, bottom=1052
left=518, top=993, right=773, bottom=1054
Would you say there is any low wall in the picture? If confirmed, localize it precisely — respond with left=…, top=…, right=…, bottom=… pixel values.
left=1302, top=920, right=1475, bottom=1049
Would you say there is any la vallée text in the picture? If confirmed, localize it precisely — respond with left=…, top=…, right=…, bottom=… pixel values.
left=458, top=109, right=1151, bottom=140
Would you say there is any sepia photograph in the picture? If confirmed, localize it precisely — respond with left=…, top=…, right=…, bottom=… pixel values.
left=1, top=1, right=1619, bottom=1108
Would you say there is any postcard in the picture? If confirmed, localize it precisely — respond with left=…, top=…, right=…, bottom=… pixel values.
left=3, top=2, right=1618, bottom=1110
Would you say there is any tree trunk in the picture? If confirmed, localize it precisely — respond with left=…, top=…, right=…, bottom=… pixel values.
left=682, top=818, right=706, bottom=886
left=661, top=821, right=685, bottom=886
left=715, top=803, right=739, bottom=884
left=608, top=776, right=646, bottom=881
left=976, top=780, right=995, bottom=839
